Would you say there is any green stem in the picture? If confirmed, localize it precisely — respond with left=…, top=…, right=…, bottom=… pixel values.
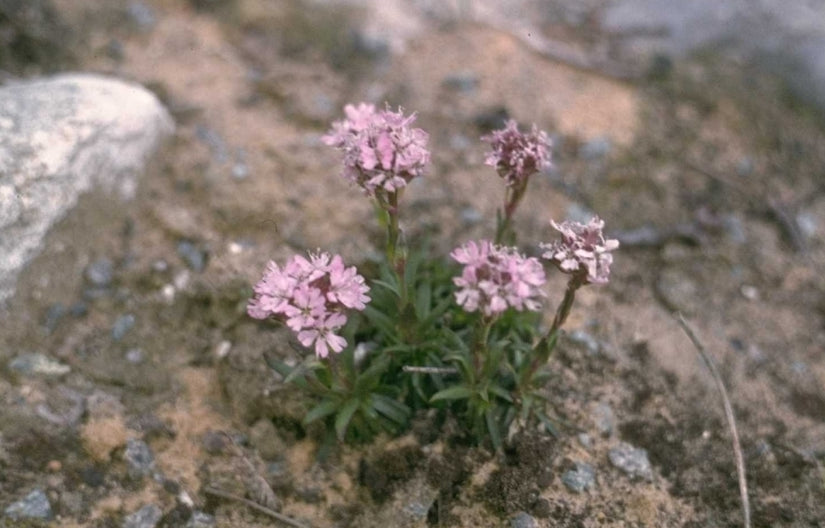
left=494, top=180, right=528, bottom=245
left=473, top=317, right=494, bottom=384
left=520, top=274, right=584, bottom=390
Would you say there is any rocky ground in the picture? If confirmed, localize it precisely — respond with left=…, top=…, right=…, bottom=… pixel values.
left=1, top=0, right=825, bottom=527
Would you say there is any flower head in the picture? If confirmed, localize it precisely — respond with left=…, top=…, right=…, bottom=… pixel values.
left=451, top=240, right=546, bottom=317
left=482, top=119, right=551, bottom=187
left=540, top=217, right=619, bottom=285
left=323, top=103, right=430, bottom=197
left=248, top=252, right=370, bottom=358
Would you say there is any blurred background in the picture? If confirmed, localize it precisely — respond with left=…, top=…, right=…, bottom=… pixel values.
left=1, top=1, right=824, bottom=526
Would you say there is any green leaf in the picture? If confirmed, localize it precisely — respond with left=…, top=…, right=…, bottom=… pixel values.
left=335, top=399, right=360, bottom=441
left=284, top=357, right=322, bottom=384
left=488, top=385, right=514, bottom=403
left=430, top=386, right=474, bottom=402
left=414, top=282, right=432, bottom=321
left=372, top=279, right=401, bottom=298
left=303, top=400, right=338, bottom=425
left=485, top=408, right=502, bottom=450
left=372, top=394, right=410, bottom=425
left=362, top=306, right=397, bottom=337
left=421, top=295, right=455, bottom=327
left=536, top=411, right=560, bottom=438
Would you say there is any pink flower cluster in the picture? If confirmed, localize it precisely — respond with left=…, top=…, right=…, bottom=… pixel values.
left=323, top=103, right=431, bottom=197
left=451, top=240, right=546, bottom=317
left=248, top=252, right=370, bottom=358
left=482, top=119, right=551, bottom=187
left=541, top=217, right=619, bottom=285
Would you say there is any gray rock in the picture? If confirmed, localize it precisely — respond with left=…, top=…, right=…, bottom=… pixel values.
left=568, top=330, right=600, bottom=355
left=601, top=0, right=825, bottom=110
left=124, top=438, right=155, bottom=479
left=123, top=504, right=163, bottom=528
left=112, top=313, right=136, bottom=341
left=579, top=137, right=611, bottom=159
left=352, top=475, right=437, bottom=527
left=577, top=433, right=592, bottom=449
left=592, top=402, right=615, bottom=436
left=4, top=489, right=53, bottom=520
left=8, top=353, right=70, bottom=376
left=562, top=462, right=596, bottom=493
left=442, top=72, right=479, bottom=92
left=126, top=348, right=145, bottom=364
left=186, top=511, right=216, bottom=528
left=0, top=73, right=173, bottom=303
left=85, top=257, right=114, bottom=287
left=177, top=240, right=208, bottom=272
left=609, top=442, right=653, bottom=480
left=126, top=1, right=156, bottom=31
left=510, top=511, right=538, bottom=528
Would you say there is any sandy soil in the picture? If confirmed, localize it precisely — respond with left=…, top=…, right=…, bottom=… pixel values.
left=1, top=1, right=824, bottom=526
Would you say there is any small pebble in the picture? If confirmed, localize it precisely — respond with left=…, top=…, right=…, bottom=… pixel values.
left=577, top=433, right=592, bottom=448
left=510, top=511, right=538, bottom=528
left=609, top=442, right=653, bottom=480
left=8, top=353, right=70, bottom=377
left=112, top=314, right=136, bottom=341
left=562, top=462, right=596, bottom=493
left=592, top=402, right=615, bottom=436
left=740, top=285, right=760, bottom=301
left=186, top=511, right=216, bottom=528
left=579, top=136, right=611, bottom=160
left=4, top=489, right=53, bottom=520
left=43, top=303, right=66, bottom=333
left=442, top=72, right=479, bottom=92
left=568, top=330, right=600, bottom=355
left=214, top=341, right=232, bottom=359
left=177, top=240, right=208, bottom=272
left=123, top=504, right=162, bottom=528
left=126, top=1, right=156, bottom=31
left=126, top=348, right=145, bottom=364
left=124, top=439, right=155, bottom=479
left=85, top=258, right=114, bottom=287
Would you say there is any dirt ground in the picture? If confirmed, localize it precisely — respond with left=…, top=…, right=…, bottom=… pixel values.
left=1, top=1, right=825, bottom=526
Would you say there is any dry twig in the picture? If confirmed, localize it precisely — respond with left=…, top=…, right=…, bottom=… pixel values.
left=677, top=313, right=751, bottom=528
left=203, top=486, right=310, bottom=528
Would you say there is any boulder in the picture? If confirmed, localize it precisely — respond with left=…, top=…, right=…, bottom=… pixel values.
left=0, top=73, right=174, bottom=303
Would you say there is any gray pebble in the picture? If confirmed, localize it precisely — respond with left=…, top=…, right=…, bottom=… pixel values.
left=177, top=240, right=208, bottom=272
left=579, top=136, right=611, bottom=159
left=43, top=303, right=66, bottom=333
left=8, top=353, right=70, bottom=377
left=85, top=257, right=114, bottom=287
left=123, top=504, right=162, bottom=528
left=592, top=402, right=615, bottom=436
left=460, top=207, right=483, bottom=225
left=127, top=1, right=157, bottom=31
left=577, top=433, right=592, bottom=448
left=562, top=462, right=596, bottom=493
left=442, top=72, right=479, bottom=92
left=126, top=348, right=145, bottom=364
left=186, top=511, right=216, bottom=528
left=510, top=511, right=538, bottom=528
left=4, top=489, right=53, bottom=520
left=568, top=330, right=600, bottom=355
left=609, top=442, right=653, bottom=480
left=124, top=438, right=155, bottom=479
left=112, top=314, right=136, bottom=341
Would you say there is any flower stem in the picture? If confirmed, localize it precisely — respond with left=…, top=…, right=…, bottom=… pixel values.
left=473, top=317, right=494, bottom=383
left=494, top=180, right=528, bottom=245
left=521, top=274, right=583, bottom=389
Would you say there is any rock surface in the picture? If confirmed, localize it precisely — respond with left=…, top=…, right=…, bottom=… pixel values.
left=0, top=73, right=173, bottom=303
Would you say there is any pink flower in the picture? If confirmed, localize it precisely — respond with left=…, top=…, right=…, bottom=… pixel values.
left=482, top=120, right=551, bottom=187
left=540, top=216, right=619, bottom=285
left=248, top=252, right=370, bottom=358
left=298, top=312, right=348, bottom=358
left=323, top=103, right=430, bottom=197
left=451, top=240, right=546, bottom=317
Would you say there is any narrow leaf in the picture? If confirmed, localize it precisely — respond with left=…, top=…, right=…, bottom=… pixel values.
left=430, top=386, right=474, bottom=402
left=335, top=399, right=360, bottom=441
left=303, top=400, right=338, bottom=425
left=372, top=394, right=410, bottom=425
